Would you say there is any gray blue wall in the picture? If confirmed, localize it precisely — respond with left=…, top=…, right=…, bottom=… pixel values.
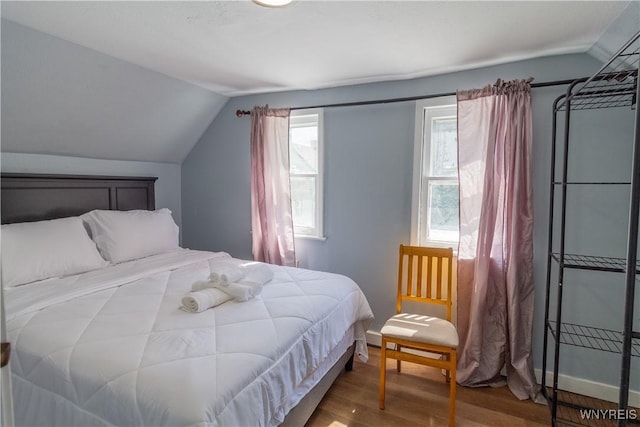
left=182, top=52, right=638, bottom=393
left=2, top=2, right=637, bottom=400
left=3, top=24, right=635, bottom=393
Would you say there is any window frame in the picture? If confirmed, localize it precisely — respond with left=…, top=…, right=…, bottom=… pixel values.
left=289, top=108, right=325, bottom=240
left=411, top=96, right=458, bottom=247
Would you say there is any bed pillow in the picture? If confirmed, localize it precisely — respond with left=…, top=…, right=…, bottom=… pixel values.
left=81, top=208, right=180, bottom=264
left=1, top=216, right=109, bottom=288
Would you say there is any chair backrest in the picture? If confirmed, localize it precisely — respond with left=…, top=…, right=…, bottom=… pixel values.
left=396, top=244, right=454, bottom=321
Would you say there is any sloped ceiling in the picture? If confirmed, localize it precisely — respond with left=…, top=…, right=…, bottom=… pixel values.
left=0, top=1, right=633, bottom=163
left=587, top=1, right=640, bottom=69
left=1, top=20, right=228, bottom=163
left=2, top=1, right=631, bottom=96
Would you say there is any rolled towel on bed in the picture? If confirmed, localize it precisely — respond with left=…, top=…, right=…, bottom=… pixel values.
left=225, top=264, right=274, bottom=295
left=235, top=280, right=264, bottom=298
left=191, top=279, right=214, bottom=292
left=209, top=264, right=246, bottom=286
left=181, top=288, right=233, bottom=313
left=196, top=260, right=274, bottom=302
left=213, top=282, right=255, bottom=302
left=191, top=275, right=266, bottom=301
left=243, top=264, right=274, bottom=286
left=227, top=264, right=273, bottom=297
left=208, top=259, right=273, bottom=285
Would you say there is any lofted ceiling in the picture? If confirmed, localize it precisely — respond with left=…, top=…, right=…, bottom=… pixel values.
left=1, top=1, right=632, bottom=97
left=0, top=1, right=635, bottom=163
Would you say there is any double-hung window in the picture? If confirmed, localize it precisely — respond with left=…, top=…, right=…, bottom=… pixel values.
left=289, top=109, right=324, bottom=239
left=411, top=97, right=459, bottom=246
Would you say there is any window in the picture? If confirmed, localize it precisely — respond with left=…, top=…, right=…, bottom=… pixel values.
left=411, top=97, right=459, bottom=246
left=289, top=109, right=324, bottom=238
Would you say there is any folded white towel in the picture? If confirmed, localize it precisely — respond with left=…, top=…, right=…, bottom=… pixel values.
left=213, top=282, right=255, bottom=302
left=243, top=264, right=274, bottom=286
left=208, top=259, right=273, bottom=283
left=209, top=266, right=245, bottom=286
left=193, top=259, right=275, bottom=303
left=191, top=278, right=261, bottom=301
left=181, top=288, right=233, bottom=313
left=192, top=279, right=214, bottom=292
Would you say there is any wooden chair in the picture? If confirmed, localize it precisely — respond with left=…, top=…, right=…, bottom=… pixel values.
left=379, top=245, right=458, bottom=427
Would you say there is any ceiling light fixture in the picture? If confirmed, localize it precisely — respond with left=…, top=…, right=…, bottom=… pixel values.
left=252, top=0, right=293, bottom=7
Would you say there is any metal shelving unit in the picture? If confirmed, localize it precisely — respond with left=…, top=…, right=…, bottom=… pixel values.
left=549, top=253, right=640, bottom=273
left=542, top=31, right=640, bottom=427
left=547, top=322, right=640, bottom=356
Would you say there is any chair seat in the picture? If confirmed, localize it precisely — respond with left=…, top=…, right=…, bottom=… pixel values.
left=381, top=313, right=459, bottom=348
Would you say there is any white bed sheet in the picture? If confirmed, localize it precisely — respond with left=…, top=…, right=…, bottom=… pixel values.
left=5, top=249, right=374, bottom=427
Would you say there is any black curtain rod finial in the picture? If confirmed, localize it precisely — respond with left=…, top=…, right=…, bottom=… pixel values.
left=236, top=110, right=251, bottom=117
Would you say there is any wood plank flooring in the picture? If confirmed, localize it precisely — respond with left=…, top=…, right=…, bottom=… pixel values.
left=306, top=345, right=551, bottom=427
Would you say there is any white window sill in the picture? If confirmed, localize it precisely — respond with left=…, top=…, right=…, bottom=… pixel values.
left=425, top=241, right=457, bottom=246
left=294, top=235, right=327, bottom=242
left=423, top=241, right=458, bottom=256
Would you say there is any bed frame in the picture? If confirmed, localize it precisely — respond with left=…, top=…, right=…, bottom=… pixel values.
left=0, top=172, right=354, bottom=426
left=1, top=173, right=156, bottom=224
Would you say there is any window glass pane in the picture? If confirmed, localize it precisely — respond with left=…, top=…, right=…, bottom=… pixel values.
left=418, top=185, right=430, bottom=245
left=429, top=116, right=457, bottom=177
left=290, top=125, right=318, bottom=174
left=413, top=101, right=458, bottom=245
left=423, top=180, right=459, bottom=243
left=290, top=176, right=316, bottom=230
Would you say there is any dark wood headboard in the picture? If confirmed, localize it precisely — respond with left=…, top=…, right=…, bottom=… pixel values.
left=1, top=173, right=157, bottom=224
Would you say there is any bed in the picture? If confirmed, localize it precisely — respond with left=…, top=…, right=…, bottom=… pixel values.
left=1, top=173, right=374, bottom=427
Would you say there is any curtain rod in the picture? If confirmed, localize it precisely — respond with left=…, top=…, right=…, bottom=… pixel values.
left=235, top=78, right=581, bottom=117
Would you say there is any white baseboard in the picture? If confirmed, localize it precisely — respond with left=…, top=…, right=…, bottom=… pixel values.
left=368, top=329, right=639, bottom=407
left=535, top=369, right=640, bottom=407
left=367, top=329, right=382, bottom=347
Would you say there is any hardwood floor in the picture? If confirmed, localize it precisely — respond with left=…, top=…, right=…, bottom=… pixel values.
left=306, top=345, right=551, bottom=427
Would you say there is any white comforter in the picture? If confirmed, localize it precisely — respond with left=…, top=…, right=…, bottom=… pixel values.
left=5, top=249, right=374, bottom=427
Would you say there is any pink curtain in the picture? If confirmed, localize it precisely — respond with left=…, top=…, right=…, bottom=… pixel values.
left=456, top=79, right=542, bottom=402
left=250, top=105, right=296, bottom=266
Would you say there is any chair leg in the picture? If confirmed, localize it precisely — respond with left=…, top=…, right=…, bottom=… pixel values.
left=396, top=344, right=401, bottom=372
left=444, top=353, right=450, bottom=383
left=379, top=337, right=387, bottom=410
left=448, top=350, right=457, bottom=427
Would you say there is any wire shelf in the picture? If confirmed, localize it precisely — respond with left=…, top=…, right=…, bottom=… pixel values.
left=552, top=182, right=631, bottom=185
left=555, top=31, right=639, bottom=112
left=550, top=253, right=640, bottom=273
left=563, top=73, right=637, bottom=111
left=547, top=321, right=640, bottom=356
